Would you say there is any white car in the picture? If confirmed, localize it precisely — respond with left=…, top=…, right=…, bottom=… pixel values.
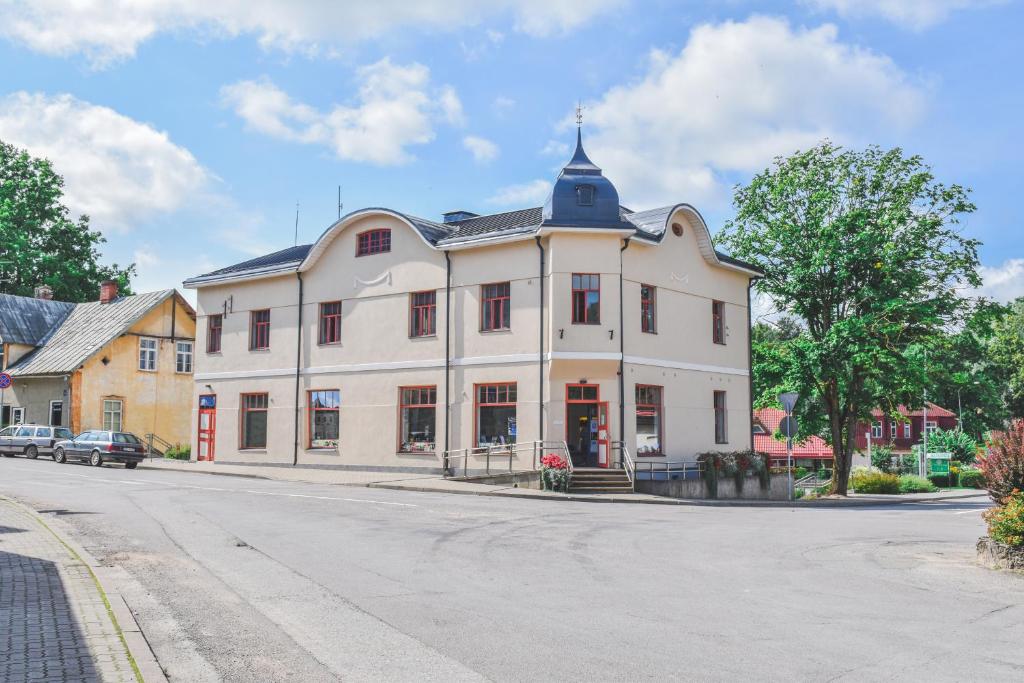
left=0, top=424, right=75, bottom=459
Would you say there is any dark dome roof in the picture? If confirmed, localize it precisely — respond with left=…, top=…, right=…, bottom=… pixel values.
left=542, top=129, right=632, bottom=229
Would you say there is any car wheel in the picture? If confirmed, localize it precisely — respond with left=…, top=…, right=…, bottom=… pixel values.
left=1, top=453, right=13, bottom=458
left=54, top=447, right=67, bottom=464
left=90, top=451, right=103, bottom=467
left=26, top=445, right=39, bottom=460
left=125, top=461, right=138, bottom=469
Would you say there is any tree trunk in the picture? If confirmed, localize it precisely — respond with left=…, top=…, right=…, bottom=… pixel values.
left=824, top=384, right=849, bottom=496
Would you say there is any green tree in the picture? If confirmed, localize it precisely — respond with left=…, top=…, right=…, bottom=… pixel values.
left=990, top=297, right=1024, bottom=418
left=0, top=140, right=134, bottom=302
left=926, top=428, right=978, bottom=464
left=718, top=142, right=980, bottom=495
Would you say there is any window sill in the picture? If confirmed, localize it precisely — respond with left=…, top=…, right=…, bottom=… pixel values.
left=306, top=447, right=338, bottom=453
left=409, top=334, right=438, bottom=340
left=249, top=348, right=271, bottom=353
left=480, top=328, right=512, bottom=334
left=238, top=448, right=267, bottom=453
left=206, top=351, right=222, bottom=356
left=318, top=342, right=343, bottom=347
left=642, top=330, right=657, bottom=335
left=636, top=452, right=665, bottom=457
left=713, top=341, right=727, bottom=346
left=571, top=322, right=601, bottom=326
left=397, top=451, right=436, bottom=456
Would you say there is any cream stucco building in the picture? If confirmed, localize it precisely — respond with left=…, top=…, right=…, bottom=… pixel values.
left=184, top=132, right=761, bottom=473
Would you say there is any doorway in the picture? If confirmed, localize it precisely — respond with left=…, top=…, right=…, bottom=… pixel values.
left=565, top=384, right=609, bottom=468
left=197, top=394, right=216, bottom=461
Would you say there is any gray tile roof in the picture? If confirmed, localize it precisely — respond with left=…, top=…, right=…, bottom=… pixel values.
left=0, top=295, right=74, bottom=346
left=199, top=244, right=313, bottom=279
left=7, top=290, right=179, bottom=376
left=437, top=207, right=543, bottom=245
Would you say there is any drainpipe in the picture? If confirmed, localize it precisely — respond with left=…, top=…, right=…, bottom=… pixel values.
left=747, top=278, right=757, bottom=451
left=618, top=238, right=631, bottom=448
left=444, top=251, right=452, bottom=475
left=293, top=272, right=304, bottom=466
left=535, top=237, right=546, bottom=444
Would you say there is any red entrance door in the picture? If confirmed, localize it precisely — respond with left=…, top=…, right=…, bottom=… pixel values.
left=197, top=395, right=216, bottom=461
left=597, top=402, right=610, bottom=468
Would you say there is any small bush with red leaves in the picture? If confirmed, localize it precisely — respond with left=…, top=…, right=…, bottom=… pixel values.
left=978, top=420, right=1024, bottom=504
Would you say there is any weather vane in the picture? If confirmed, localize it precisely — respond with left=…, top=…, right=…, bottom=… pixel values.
left=575, top=101, right=584, bottom=128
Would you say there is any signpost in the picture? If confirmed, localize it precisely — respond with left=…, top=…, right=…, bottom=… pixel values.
left=0, top=372, right=11, bottom=428
left=778, top=392, right=799, bottom=500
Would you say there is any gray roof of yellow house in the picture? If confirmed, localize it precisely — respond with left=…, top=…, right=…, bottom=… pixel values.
left=0, top=294, right=74, bottom=346
left=6, top=290, right=192, bottom=377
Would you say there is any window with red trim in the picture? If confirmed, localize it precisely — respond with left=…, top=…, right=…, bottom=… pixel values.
left=308, top=390, right=339, bottom=448
left=481, top=282, right=511, bottom=331
left=249, top=309, right=270, bottom=350
left=399, top=386, right=436, bottom=453
left=318, top=301, right=341, bottom=345
left=641, top=284, right=656, bottom=333
left=356, top=229, right=391, bottom=256
left=241, top=393, right=268, bottom=449
left=476, top=383, right=517, bottom=446
left=714, top=390, right=728, bottom=444
left=572, top=273, right=600, bottom=324
left=635, top=385, right=663, bottom=455
left=410, top=291, right=436, bottom=337
left=712, top=300, right=726, bottom=344
left=207, top=314, right=222, bottom=353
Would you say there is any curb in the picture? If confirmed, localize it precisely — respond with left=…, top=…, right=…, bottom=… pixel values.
left=2, top=496, right=168, bottom=683
left=139, top=460, right=272, bottom=482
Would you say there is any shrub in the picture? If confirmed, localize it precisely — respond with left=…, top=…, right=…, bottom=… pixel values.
left=983, top=490, right=1024, bottom=547
left=959, top=468, right=985, bottom=489
left=927, top=474, right=950, bottom=488
left=901, top=475, right=939, bottom=493
left=928, top=428, right=978, bottom=464
left=164, top=444, right=191, bottom=460
left=540, top=454, right=570, bottom=492
left=977, top=420, right=1024, bottom=503
left=850, top=470, right=900, bottom=494
left=871, top=445, right=896, bottom=473
left=697, top=450, right=771, bottom=497
left=793, top=466, right=809, bottom=480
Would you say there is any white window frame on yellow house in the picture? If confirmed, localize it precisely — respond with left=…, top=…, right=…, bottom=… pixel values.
left=139, top=337, right=158, bottom=372
left=175, top=341, right=193, bottom=373
left=102, top=399, right=123, bottom=431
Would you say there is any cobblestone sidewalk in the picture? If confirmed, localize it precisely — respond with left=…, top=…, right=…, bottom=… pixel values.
left=0, top=499, right=137, bottom=682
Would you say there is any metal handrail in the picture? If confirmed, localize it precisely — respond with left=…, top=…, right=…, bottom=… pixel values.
left=632, top=459, right=705, bottom=479
left=444, top=440, right=571, bottom=478
left=144, top=432, right=174, bottom=458
left=610, top=441, right=635, bottom=491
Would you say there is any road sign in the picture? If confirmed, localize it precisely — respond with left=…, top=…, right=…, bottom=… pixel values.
left=0, top=372, right=11, bottom=389
left=778, top=392, right=799, bottom=414
left=780, top=416, right=799, bottom=439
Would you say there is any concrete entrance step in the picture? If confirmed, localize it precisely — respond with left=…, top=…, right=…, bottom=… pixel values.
left=569, top=468, right=633, bottom=494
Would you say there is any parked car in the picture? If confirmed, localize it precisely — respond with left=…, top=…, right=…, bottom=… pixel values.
left=0, top=424, right=75, bottom=459
left=53, top=430, right=147, bottom=468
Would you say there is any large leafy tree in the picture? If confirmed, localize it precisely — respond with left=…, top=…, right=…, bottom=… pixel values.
left=718, top=142, right=980, bottom=495
left=990, top=297, right=1024, bottom=419
left=0, top=140, right=134, bottom=302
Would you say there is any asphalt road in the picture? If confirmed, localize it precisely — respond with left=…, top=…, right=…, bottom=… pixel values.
left=1, top=457, right=1020, bottom=682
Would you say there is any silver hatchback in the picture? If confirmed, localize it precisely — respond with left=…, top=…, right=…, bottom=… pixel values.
left=0, top=424, right=75, bottom=459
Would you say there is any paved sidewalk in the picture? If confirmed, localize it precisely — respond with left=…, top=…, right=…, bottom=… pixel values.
left=139, top=458, right=987, bottom=506
left=0, top=498, right=140, bottom=683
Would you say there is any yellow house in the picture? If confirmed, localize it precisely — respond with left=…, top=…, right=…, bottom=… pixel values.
left=1, top=282, right=196, bottom=449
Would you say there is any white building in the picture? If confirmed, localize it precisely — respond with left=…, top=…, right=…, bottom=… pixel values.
left=184, top=132, right=760, bottom=473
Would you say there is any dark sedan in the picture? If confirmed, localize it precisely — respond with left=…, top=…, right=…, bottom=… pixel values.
left=53, top=430, right=147, bottom=468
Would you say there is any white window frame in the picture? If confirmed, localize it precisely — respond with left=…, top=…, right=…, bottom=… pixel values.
left=904, top=422, right=911, bottom=438
left=49, top=400, right=63, bottom=426
left=871, top=421, right=883, bottom=439
left=925, top=420, right=938, bottom=436
left=139, top=337, right=158, bottom=371
left=11, top=407, right=24, bottom=424
left=890, top=422, right=897, bottom=439
left=103, top=399, right=123, bottom=432
left=175, top=341, right=194, bottom=373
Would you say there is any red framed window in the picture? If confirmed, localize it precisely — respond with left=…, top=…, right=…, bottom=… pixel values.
left=249, top=309, right=270, bottom=350
left=476, top=383, right=517, bottom=446
left=712, top=300, right=726, bottom=344
left=481, top=282, right=511, bottom=331
left=308, top=390, right=340, bottom=448
left=635, top=385, right=663, bottom=455
left=356, top=228, right=391, bottom=256
left=714, top=390, right=728, bottom=444
left=240, top=393, right=268, bottom=449
left=399, top=386, right=437, bottom=453
left=572, top=273, right=600, bottom=324
left=207, top=314, right=222, bottom=353
left=641, top=284, right=656, bottom=333
left=318, top=301, right=342, bottom=345
left=410, top=291, right=436, bottom=337
left=566, top=384, right=599, bottom=402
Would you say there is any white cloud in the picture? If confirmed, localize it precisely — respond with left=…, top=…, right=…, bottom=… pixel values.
left=581, top=16, right=927, bottom=209
left=132, top=246, right=161, bottom=269
left=805, top=0, right=1004, bottom=30
left=493, top=96, right=516, bottom=111
left=486, top=179, right=551, bottom=206
left=540, top=139, right=570, bottom=157
left=0, top=92, right=209, bottom=231
left=221, top=59, right=461, bottom=165
left=977, top=259, right=1024, bottom=303
left=463, top=135, right=500, bottom=163
left=0, top=0, right=622, bottom=67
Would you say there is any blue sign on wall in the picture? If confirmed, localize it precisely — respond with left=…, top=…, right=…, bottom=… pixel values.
left=199, top=395, right=216, bottom=408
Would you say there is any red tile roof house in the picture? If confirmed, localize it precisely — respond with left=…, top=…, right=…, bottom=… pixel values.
left=855, top=403, right=958, bottom=454
left=754, top=408, right=834, bottom=469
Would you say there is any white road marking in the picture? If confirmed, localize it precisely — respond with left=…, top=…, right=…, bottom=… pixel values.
left=243, top=490, right=416, bottom=507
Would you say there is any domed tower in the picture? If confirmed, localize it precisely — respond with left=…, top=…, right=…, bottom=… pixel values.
left=541, top=128, right=633, bottom=229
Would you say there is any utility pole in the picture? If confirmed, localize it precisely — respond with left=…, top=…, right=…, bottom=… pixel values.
left=294, top=202, right=300, bottom=246
left=338, top=186, right=343, bottom=220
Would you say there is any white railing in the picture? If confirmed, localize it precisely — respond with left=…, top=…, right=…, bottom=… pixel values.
left=444, top=440, right=571, bottom=478
left=632, top=459, right=705, bottom=480
left=611, top=441, right=635, bottom=491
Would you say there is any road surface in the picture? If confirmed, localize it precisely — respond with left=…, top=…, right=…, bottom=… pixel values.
left=1, top=457, right=1020, bottom=681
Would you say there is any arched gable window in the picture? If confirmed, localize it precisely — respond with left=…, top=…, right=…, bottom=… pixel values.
left=356, top=229, right=391, bottom=256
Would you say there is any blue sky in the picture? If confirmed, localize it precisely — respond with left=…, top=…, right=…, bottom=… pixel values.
left=0, top=0, right=1021, bottom=302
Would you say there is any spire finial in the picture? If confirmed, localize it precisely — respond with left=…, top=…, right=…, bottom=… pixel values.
left=575, top=101, right=584, bottom=128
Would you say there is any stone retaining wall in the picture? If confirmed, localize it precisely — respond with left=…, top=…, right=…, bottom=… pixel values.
left=636, top=474, right=791, bottom=500
left=977, top=536, right=1024, bottom=571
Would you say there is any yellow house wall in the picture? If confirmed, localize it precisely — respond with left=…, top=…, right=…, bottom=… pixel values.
left=77, top=296, right=195, bottom=446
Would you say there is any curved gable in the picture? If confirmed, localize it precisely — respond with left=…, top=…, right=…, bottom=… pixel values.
left=299, top=208, right=447, bottom=273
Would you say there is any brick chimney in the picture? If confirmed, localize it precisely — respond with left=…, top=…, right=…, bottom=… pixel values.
left=99, top=280, right=118, bottom=304
left=34, top=285, right=53, bottom=300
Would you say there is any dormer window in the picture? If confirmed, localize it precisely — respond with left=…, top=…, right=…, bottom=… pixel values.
left=357, top=229, right=391, bottom=256
left=576, top=184, right=595, bottom=206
